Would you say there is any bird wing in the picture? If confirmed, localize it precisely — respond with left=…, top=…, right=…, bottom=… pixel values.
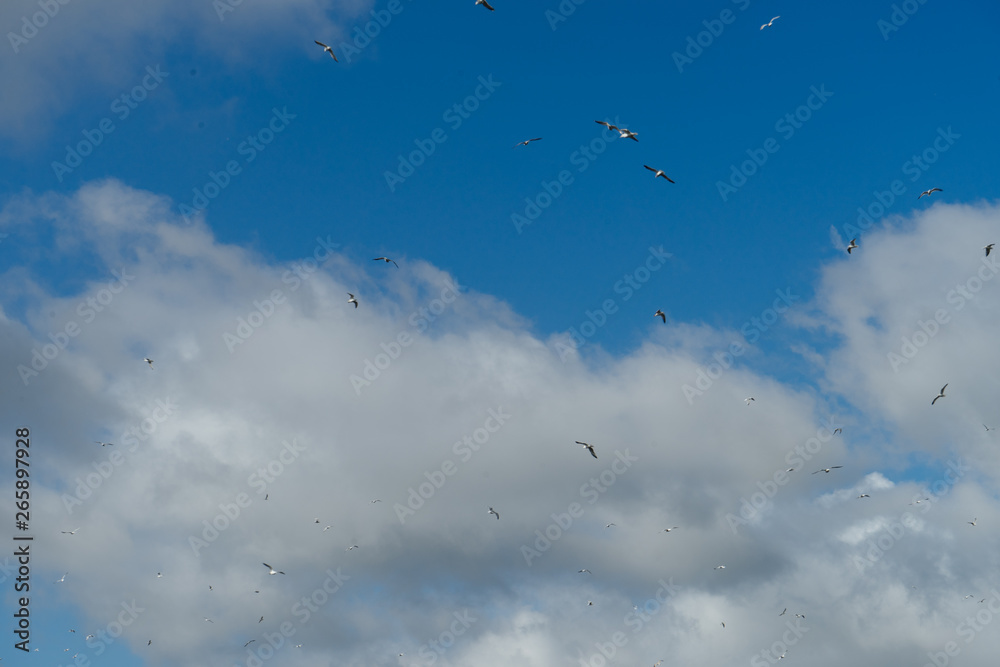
left=662, top=174, right=675, bottom=183
left=315, top=40, right=328, bottom=48
left=596, top=121, right=616, bottom=130
left=589, top=448, right=598, bottom=459
left=482, top=0, right=495, bottom=9
left=644, top=165, right=657, bottom=173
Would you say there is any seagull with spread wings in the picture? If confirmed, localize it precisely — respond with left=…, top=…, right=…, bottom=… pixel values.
left=514, top=138, right=542, bottom=147
left=314, top=40, right=338, bottom=62
left=575, top=441, right=598, bottom=459
left=643, top=165, right=675, bottom=183
left=812, top=466, right=843, bottom=474
left=475, top=0, right=494, bottom=10
left=918, top=188, right=942, bottom=199
left=932, top=384, right=948, bottom=405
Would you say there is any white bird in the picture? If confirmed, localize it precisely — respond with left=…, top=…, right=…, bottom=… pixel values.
left=721, top=621, right=726, bottom=628
left=985, top=244, right=995, bottom=257
left=909, top=497, right=929, bottom=505
left=346, top=545, right=360, bottom=551
left=323, top=525, right=332, bottom=531
left=812, top=466, right=843, bottom=474
left=587, top=600, right=593, bottom=606
left=968, top=518, right=977, bottom=526
left=643, top=165, right=675, bottom=183
left=475, top=0, right=494, bottom=10
left=488, top=507, right=500, bottom=520
left=932, top=384, right=948, bottom=405
left=760, top=15, right=780, bottom=30
left=262, top=562, right=285, bottom=575
left=371, top=499, right=382, bottom=503
left=847, top=238, right=859, bottom=254
left=347, top=293, right=358, bottom=308
left=314, top=518, right=320, bottom=523
left=143, top=357, right=154, bottom=369
left=314, top=40, right=338, bottom=62
left=714, top=565, right=726, bottom=570
left=858, top=493, right=870, bottom=499
left=61, top=528, right=80, bottom=535
left=514, top=138, right=542, bottom=147
left=745, top=397, right=755, bottom=405
left=373, top=257, right=398, bottom=267
left=662, top=527, right=679, bottom=533
left=918, top=187, right=942, bottom=199
left=779, top=608, right=786, bottom=616
left=156, top=573, right=162, bottom=578
left=575, top=441, right=598, bottom=459
left=55, top=573, right=67, bottom=583
left=964, top=594, right=975, bottom=599
left=94, top=441, right=113, bottom=447
left=204, top=617, right=214, bottom=623
left=595, top=120, right=638, bottom=142
left=795, top=613, right=806, bottom=619
left=605, top=523, right=616, bottom=528
left=578, top=569, right=591, bottom=574
left=654, top=309, right=666, bottom=323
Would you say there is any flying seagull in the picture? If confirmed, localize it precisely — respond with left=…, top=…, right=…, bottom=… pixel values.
left=323, top=525, right=332, bottom=531
left=94, top=441, right=113, bottom=447
left=918, top=188, right=942, bottom=199
left=488, top=507, right=500, bottom=520
left=760, top=16, right=780, bottom=29
left=795, top=613, right=806, bottom=619
left=371, top=499, right=382, bottom=503
left=61, top=528, right=80, bottom=535
left=55, top=573, right=67, bottom=583
left=721, top=622, right=726, bottom=628
left=931, top=384, right=948, bottom=405
left=314, top=40, right=338, bottom=62
left=968, top=518, right=977, bottom=526
left=985, top=244, right=995, bottom=257
left=595, top=120, right=638, bottom=141
left=812, top=466, right=843, bottom=474
left=858, top=493, right=870, bottom=499
left=654, top=309, right=666, bottom=323
left=578, top=569, right=592, bottom=574
left=779, top=608, right=787, bottom=616
left=847, top=238, right=859, bottom=254
left=143, top=357, right=154, bottom=369
left=575, top=441, right=598, bottom=459
left=605, top=523, right=616, bottom=528
left=262, top=563, right=285, bottom=575
left=643, top=165, right=675, bottom=183
left=833, top=428, right=843, bottom=435
left=514, top=138, right=542, bottom=147
left=259, top=616, right=264, bottom=623
left=984, top=424, right=995, bottom=431
left=347, top=293, right=358, bottom=308
left=346, top=545, right=360, bottom=551
left=244, top=640, right=256, bottom=648
left=662, top=527, right=679, bottom=533
left=475, top=0, right=494, bottom=10
left=714, top=565, right=726, bottom=570
left=204, top=618, right=214, bottom=623
left=745, top=397, right=755, bottom=405
left=373, top=257, right=398, bottom=267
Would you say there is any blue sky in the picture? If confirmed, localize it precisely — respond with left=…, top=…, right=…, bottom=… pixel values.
left=3, top=1, right=1000, bottom=665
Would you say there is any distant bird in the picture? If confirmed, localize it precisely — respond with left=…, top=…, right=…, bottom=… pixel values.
left=760, top=16, right=780, bottom=29
left=984, top=424, right=995, bottom=432
left=587, top=601, right=593, bottom=606
left=578, top=569, right=592, bottom=574
left=654, top=309, right=666, bottom=323
left=786, top=468, right=795, bottom=472
left=371, top=499, right=382, bottom=503
left=985, top=244, right=995, bottom=257
left=346, top=545, right=360, bottom=551
left=244, top=640, right=256, bottom=647
left=653, top=661, right=663, bottom=667
left=833, top=428, right=843, bottom=435
left=847, top=238, right=859, bottom=254
left=964, top=594, right=975, bottom=599
left=259, top=616, right=264, bottom=623
left=908, top=498, right=929, bottom=505
left=94, top=441, right=113, bottom=447
left=55, top=573, right=67, bottom=583
left=721, top=621, right=726, bottom=628
left=347, top=293, right=358, bottom=308
left=488, top=507, right=500, bottom=520
left=264, top=494, right=268, bottom=500
left=595, top=120, right=638, bottom=141
left=605, top=523, right=616, bottom=528
left=643, top=165, right=675, bottom=183
left=262, top=563, right=285, bottom=575
left=204, top=618, right=214, bottom=623
left=858, top=494, right=870, bottom=499
left=514, top=138, right=542, bottom=147
left=373, top=257, right=398, bottom=267
left=156, top=572, right=163, bottom=578
left=475, top=0, right=494, bottom=10
left=932, top=384, right=948, bottom=405
left=314, top=518, right=320, bottom=523
left=745, top=397, right=755, bottom=405
left=209, top=585, right=213, bottom=591
left=61, top=528, right=80, bottom=535
left=714, top=565, right=726, bottom=570
left=148, top=640, right=152, bottom=646
left=779, top=608, right=786, bottom=616
left=918, top=188, right=942, bottom=199
left=795, top=613, right=806, bottom=619
left=662, top=527, right=679, bottom=533
left=575, top=441, right=598, bottom=459
left=323, top=525, right=332, bottom=531
left=812, top=466, right=843, bottom=474
left=143, top=357, right=154, bottom=369
left=314, top=40, right=338, bottom=62
left=968, top=518, right=977, bottom=526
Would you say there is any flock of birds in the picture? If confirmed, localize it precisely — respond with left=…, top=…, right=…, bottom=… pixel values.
left=38, top=3, right=995, bottom=664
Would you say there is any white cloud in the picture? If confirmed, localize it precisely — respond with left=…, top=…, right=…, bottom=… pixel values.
left=3, top=182, right=1000, bottom=665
